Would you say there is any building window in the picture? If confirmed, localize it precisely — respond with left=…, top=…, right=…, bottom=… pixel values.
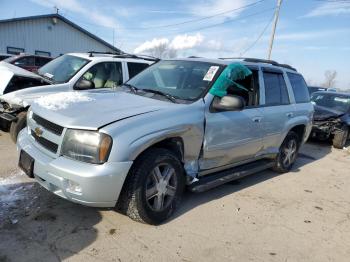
left=7, top=46, right=24, bottom=55
left=35, top=50, right=51, bottom=57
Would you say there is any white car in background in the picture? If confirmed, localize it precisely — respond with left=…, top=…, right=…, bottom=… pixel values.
left=0, top=52, right=157, bottom=142
left=0, top=61, right=50, bottom=95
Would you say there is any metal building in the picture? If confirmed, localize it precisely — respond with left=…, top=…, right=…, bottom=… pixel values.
left=0, top=14, right=120, bottom=57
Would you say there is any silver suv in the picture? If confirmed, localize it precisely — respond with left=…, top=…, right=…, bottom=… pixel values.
left=17, top=58, right=313, bottom=224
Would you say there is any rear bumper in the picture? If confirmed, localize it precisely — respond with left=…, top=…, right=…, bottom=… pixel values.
left=17, top=129, right=133, bottom=207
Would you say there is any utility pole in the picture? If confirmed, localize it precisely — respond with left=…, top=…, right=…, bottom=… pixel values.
left=267, top=0, right=282, bottom=60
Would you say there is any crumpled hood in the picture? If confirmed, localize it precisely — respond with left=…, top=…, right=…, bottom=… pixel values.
left=313, top=105, right=344, bottom=121
left=31, top=90, right=175, bottom=129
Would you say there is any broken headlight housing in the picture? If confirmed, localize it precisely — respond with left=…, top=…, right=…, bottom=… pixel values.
left=61, top=129, right=112, bottom=164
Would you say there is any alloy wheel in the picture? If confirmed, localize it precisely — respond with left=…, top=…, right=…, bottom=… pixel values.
left=145, top=163, right=177, bottom=212
left=282, top=139, right=297, bottom=167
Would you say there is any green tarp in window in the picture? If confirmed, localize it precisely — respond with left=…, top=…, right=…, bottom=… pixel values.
left=209, top=63, right=252, bottom=97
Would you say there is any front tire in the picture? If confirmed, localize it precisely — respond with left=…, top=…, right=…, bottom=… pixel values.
left=273, top=131, right=300, bottom=173
left=332, top=125, right=349, bottom=149
left=117, top=148, right=185, bottom=225
left=10, top=111, right=27, bottom=143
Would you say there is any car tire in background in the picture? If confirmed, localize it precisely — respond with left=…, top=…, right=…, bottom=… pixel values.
left=10, top=111, right=27, bottom=143
left=117, top=148, right=185, bottom=225
left=272, top=131, right=300, bottom=173
left=332, top=125, right=349, bottom=149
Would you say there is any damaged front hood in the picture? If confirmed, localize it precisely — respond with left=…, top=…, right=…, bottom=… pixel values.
left=313, top=105, right=344, bottom=121
left=31, top=90, right=174, bottom=130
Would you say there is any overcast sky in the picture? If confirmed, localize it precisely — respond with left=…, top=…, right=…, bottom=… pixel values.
left=1, top=0, right=350, bottom=89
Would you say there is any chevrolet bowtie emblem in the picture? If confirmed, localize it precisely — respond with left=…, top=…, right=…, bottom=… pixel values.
left=34, top=127, right=43, bottom=137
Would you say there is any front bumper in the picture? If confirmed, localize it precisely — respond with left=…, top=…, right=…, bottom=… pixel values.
left=17, top=129, right=133, bottom=207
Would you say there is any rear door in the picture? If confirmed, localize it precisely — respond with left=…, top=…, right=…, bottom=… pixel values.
left=259, top=68, right=294, bottom=153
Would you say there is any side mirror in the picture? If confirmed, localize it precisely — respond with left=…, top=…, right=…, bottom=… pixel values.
left=75, top=79, right=95, bottom=90
left=212, top=95, right=245, bottom=112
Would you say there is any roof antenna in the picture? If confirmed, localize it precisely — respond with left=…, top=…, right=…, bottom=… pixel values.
left=54, top=6, right=59, bottom=14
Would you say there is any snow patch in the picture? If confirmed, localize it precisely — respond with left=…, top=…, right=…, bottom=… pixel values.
left=34, top=92, right=94, bottom=111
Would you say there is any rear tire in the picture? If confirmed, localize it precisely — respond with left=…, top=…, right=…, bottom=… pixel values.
left=116, top=148, right=185, bottom=225
left=10, top=111, right=27, bottom=143
left=333, top=125, right=349, bottom=149
left=273, top=131, right=300, bottom=173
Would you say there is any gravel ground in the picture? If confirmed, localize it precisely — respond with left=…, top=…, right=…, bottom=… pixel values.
left=0, top=130, right=350, bottom=262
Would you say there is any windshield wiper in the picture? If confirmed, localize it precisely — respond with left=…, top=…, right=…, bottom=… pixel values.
left=123, top=83, right=138, bottom=93
left=141, top=89, right=178, bottom=103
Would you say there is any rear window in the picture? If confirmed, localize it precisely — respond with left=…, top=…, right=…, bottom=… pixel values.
left=263, top=71, right=289, bottom=106
left=287, top=73, right=310, bottom=103
left=127, top=62, right=149, bottom=79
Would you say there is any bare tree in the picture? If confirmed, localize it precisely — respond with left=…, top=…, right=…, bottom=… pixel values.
left=305, top=78, right=314, bottom=86
left=143, top=44, right=178, bottom=59
left=322, top=70, right=337, bottom=88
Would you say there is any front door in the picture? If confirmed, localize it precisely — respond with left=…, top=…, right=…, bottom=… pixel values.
left=201, top=107, right=264, bottom=170
left=200, top=68, right=263, bottom=171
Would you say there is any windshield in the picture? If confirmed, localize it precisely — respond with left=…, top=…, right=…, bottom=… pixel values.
left=126, top=60, right=223, bottom=101
left=38, top=54, right=89, bottom=84
left=311, top=93, right=350, bottom=113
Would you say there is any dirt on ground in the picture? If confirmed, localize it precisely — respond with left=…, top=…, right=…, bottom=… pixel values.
left=0, top=130, right=350, bottom=262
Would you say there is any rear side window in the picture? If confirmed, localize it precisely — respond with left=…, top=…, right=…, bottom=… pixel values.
left=4, top=76, right=45, bottom=94
left=287, top=73, right=310, bottom=103
left=127, top=62, right=149, bottom=79
left=263, top=71, right=289, bottom=106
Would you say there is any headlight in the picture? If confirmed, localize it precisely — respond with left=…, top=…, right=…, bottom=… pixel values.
left=61, top=129, right=112, bottom=164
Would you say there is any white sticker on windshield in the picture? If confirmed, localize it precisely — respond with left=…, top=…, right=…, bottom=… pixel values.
left=203, top=66, right=219, bottom=81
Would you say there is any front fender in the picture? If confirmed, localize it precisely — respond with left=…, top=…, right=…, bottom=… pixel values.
left=101, top=100, right=206, bottom=177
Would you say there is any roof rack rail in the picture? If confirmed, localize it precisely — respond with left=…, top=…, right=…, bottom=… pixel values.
left=87, top=51, right=122, bottom=57
left=218, top=57, right=297, bottom=71
left=188, top=56, right=202, bottom=58
left=87, top=51, right=159, bottom=61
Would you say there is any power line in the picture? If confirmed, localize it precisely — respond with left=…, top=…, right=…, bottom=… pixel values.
left=240, top=12, right=275, bottom=56
left=125, top=0, right=268, bottom=30
left=173, top=7, right=275, bottom=35
left=44, top=0, right=268, bottom=31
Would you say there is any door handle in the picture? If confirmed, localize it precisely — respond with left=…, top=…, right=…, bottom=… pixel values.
left=252, top=117, right=262, bottom=123
left=286, top=112, right=294, bottom=118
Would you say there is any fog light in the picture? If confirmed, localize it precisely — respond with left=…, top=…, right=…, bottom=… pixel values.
left=66, top=180, right=82, bottom=194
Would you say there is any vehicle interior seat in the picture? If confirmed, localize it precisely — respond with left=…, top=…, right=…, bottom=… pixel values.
left=93, top=64, right=110, bottom=88
left=104, top=65, right=121, bottom=88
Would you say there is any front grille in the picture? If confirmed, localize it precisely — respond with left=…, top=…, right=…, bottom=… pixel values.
left=32, top=113, right=64, bottom=135
left=31, top=130, right=58, bottom=153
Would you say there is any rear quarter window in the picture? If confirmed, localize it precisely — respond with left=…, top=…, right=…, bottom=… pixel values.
left=287, top=73, right=310, bottom=103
